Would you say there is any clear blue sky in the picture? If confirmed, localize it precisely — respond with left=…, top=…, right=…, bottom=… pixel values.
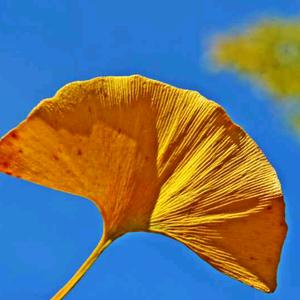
left=0, top=1, right=299, bottom=299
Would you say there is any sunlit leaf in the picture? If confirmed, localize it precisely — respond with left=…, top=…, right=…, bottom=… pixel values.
left=0, top=75, right=287, bottom=298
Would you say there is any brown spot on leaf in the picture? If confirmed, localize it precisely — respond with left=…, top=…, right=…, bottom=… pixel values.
left=77, top=149, right=82, bottom=156
left=53, top=154, right=59, bottom=161
left=1, top=162, right=10, bottom=168
left=5, top=171, right=12, bottom=176
left=11, top=132, right=18, bottom=139
left=267, top=205, right=272, bottom=210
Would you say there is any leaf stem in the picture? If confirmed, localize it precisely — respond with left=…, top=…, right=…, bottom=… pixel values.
left=51, top=235, right=112, bottom=300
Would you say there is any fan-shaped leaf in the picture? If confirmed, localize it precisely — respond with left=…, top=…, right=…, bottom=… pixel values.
left=0, top=75, right=287, bottom=298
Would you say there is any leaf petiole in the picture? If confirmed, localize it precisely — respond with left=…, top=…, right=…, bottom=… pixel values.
left=51, top=236, right=112, bottom=300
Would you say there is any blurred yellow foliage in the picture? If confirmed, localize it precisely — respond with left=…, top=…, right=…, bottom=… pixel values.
left=211, top=18, right=300, bottom=131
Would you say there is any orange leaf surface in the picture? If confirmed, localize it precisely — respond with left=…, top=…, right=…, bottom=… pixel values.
left=0, top=75, right=287, bottom=298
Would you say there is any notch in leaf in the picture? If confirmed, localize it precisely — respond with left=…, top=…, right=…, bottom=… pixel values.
left=0, top=75, right=287, bottom=299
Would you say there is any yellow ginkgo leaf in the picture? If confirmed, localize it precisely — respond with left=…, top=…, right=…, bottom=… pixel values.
left=0, top=75, right=287, bottom=298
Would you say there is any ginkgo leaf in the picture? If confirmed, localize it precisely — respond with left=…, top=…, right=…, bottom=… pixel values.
left=0, top=75, right=287, bottom=298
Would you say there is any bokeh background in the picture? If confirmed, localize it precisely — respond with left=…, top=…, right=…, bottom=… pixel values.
left=0, top=1, right=299, bottom=299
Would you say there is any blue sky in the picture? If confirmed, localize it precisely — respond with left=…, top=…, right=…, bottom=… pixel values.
left=0, top=1, right=299, bottom=299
